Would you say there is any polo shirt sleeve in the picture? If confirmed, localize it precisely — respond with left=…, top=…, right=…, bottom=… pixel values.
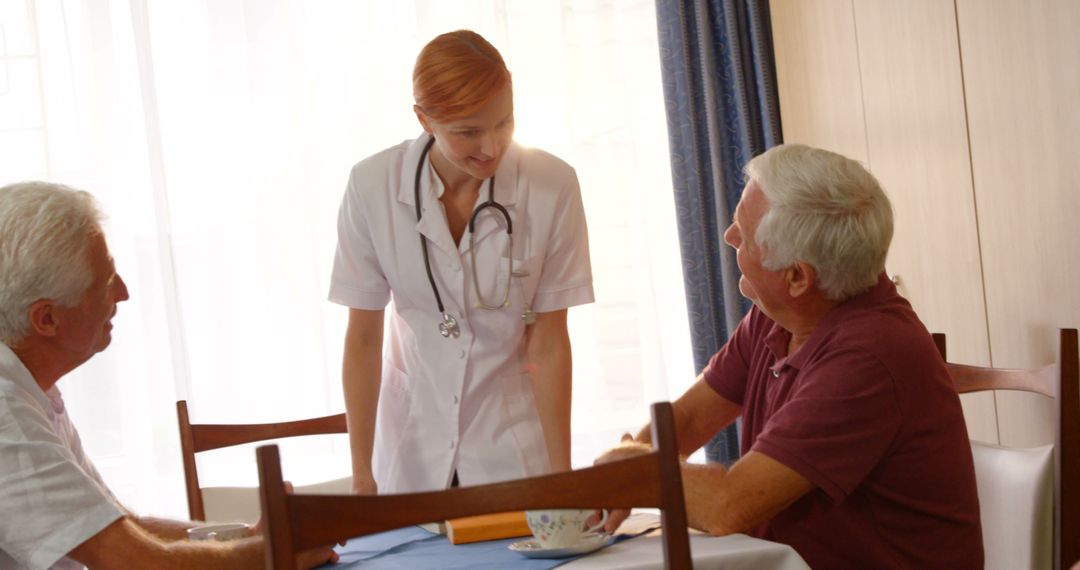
left=751, top=349, right=902, bottom=502
left=530, top=171, right=594, bottom=313
left=328, top=165, right=393, bottom=310
left=703, top=310, right=761, bottom=405
left=0, top=394, right=124, bottom=569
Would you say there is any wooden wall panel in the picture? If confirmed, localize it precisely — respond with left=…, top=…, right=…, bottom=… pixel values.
left=770, top=0, right=996, bottom=441
left=770, top=0, right=868, bottom=163
left=956, top=0, right=1080, bottom=447
left=852, top=0, right=994, bottom=441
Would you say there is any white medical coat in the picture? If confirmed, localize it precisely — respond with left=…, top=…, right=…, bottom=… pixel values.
left=329, top=134, right=594, bottom=493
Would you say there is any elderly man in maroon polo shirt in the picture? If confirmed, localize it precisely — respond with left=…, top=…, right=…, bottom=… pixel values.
left=599, top=144, right=983, bottom=569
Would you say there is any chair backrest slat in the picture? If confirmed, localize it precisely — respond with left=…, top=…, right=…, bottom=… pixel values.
left=257, top=401, right=692, bottom=570
left=945, top=362, right=1057, bottom=398
left=176, top=400, right=347, bottom=521
left=191, top=414, right=348, bottom=452
left=286, top=455, right=663, bottom=551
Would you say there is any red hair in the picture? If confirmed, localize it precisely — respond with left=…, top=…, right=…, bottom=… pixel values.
left=413, top=30, right=512, bottom=121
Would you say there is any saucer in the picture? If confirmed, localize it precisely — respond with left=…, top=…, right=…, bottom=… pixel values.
left=508, top=533, right=615, bottom=559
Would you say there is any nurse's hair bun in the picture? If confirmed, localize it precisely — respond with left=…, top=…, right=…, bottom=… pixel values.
left=413, top=29, right=512, bottom=122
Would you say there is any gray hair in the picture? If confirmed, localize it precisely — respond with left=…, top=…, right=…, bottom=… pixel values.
left=0, top=181, right=103, bottom=343
left=745, top=144, right=893, bottom=301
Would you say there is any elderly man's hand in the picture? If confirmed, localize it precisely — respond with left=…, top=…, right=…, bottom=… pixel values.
left=250, top=481, right=297, bottom=536
left=256, top=480, right=346, bottom=568
left=298, top=544, right=339, bottom=569
left=595, top=435, right=653, bottom=465
left=591, top=434, right=653, bottom=533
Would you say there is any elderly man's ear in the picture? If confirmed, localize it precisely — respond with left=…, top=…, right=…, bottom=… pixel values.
left=785, top=261, right=817, bottom=298
left=26, top=299, right=59, bottom=337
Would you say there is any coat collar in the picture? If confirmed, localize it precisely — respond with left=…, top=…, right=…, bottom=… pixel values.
left=397, top=133, right=520, bottom=208
left=398, top=133, right=520, bottom=256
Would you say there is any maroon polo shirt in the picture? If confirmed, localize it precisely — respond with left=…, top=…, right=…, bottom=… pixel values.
left=704, top=274, right=983, bottom=569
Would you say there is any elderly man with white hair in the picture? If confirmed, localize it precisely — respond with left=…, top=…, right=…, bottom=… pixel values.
left=599, top=144, right=983, bottom=569
left=0, top=181, right=335, bottom=569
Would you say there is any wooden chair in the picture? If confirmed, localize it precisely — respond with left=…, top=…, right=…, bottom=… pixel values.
left=934, top=329, right=1079, bottom=570
left=256, top=401, right=692, bottom=570
left=177, top=400, right=349, bottom=521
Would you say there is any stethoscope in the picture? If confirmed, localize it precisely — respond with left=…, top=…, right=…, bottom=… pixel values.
left=414, top=136, right=537, bottom=339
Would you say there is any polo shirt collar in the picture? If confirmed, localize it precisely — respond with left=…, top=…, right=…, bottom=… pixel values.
left=0, top=342, right=56, bottom=415
left=775, top=272, right=895, bottom=372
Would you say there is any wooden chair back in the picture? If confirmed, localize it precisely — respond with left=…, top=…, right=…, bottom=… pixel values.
left=933, top=329, right=1079, bottom=570
left=256, top=401, right=691, bottom=570
left=177, top=400, right=347, bottom=521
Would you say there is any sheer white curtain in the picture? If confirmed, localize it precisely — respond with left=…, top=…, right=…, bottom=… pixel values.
left=0, top=0, right=692, bottom=518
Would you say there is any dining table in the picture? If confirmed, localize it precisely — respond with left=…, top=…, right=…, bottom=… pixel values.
left=323, top=511, right=810, bottom=569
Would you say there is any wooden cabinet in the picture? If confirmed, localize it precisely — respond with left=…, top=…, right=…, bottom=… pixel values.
left=770, top=0, right=1080, bottom=445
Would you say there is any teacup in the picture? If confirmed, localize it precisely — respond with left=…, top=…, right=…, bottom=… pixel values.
left=186, top=522, right=251, bottom=542
left=525, top=509, right=609, bottom=549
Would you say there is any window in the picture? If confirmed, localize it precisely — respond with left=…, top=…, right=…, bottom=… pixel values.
left=0, top=0, right=691, bottom=517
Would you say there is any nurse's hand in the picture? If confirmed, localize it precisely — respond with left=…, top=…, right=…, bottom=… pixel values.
left=352, top=472, right=378, bottom=495
left=593, top=433, right=653, bottom=533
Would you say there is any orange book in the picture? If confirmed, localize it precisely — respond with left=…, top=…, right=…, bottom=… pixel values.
left=445, top=511, right=531, bottom=544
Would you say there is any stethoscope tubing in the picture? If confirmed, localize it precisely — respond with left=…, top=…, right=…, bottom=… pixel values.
left=414, top=135, right=514, bottom=337
left=415, top=137, right=448, bottom=315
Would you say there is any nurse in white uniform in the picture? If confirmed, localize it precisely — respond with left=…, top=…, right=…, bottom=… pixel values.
left=328, top=30, right=594, bottom=494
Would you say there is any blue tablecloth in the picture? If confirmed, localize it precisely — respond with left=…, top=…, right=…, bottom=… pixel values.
left=323, top=523, right=659, bottom=569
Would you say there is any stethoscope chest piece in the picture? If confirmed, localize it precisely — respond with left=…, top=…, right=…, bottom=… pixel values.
left=439, top=313, right=461, bottom=338
left=521, top=308, right=537, bottom=325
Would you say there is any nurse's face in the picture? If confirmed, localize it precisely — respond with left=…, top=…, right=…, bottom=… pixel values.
left=417, top=83, right=515, bottom=183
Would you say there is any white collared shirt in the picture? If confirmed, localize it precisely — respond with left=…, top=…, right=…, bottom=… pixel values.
left=0, top=344, right=124, bottom=570
left=329, top=134, right=594, bottom=493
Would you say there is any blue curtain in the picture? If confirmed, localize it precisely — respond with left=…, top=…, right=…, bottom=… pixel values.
left=654, top=0, right=782, bottom=466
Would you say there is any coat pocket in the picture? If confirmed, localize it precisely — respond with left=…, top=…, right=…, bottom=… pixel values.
left=372, top=366, right=413, bottom=489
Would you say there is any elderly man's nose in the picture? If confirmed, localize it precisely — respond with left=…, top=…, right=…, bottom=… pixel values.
left=723, top=224, right=738, bottom=247
left=115, top=274, right=130, bottom=301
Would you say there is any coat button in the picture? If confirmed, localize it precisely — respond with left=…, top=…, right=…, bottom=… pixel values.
left=771, top=369, right=780, bottom=378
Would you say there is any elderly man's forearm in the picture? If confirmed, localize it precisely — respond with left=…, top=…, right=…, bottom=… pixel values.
left=679, top=463, right=756, bottom=536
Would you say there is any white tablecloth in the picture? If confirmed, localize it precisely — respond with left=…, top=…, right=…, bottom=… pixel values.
left=327, top=511, right=809, bottom=569
left=563, top=513, right=809, bottom=570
